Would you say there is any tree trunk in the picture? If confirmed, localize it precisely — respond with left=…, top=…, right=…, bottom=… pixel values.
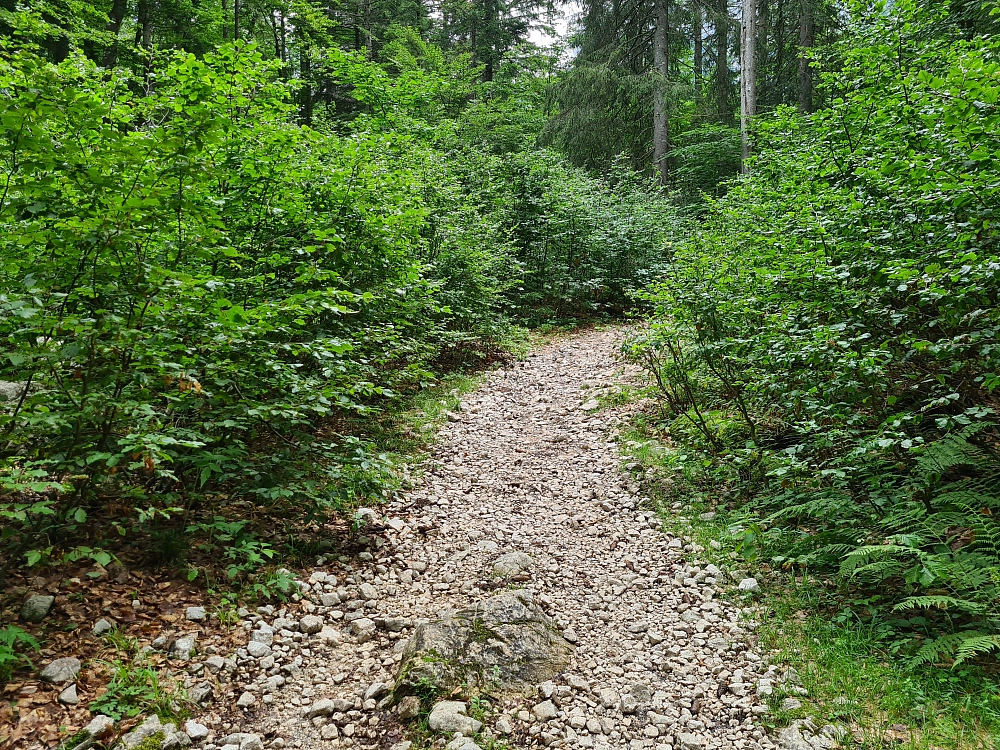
left=301, top=52, right=313, bottom=125
left=653, top=0, right=671, bottom=184
left=693, top=1, right=703, bottom=98
left=797, top=0, right=814, bottom=112
left=234, top=0, right=241, bottom=40
left=222, top=0, right=229, bottom=40
left=740, top=0, right=757, bottom=169
left=102, top=0, right=128, bottom=68
left=715, top=0, right=730, bottom=123
left=136, top=0, right=153, bottom=49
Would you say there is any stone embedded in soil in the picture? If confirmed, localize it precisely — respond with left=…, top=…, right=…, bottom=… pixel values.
left=20, top=594, right=54, bottom=623
left=394, top=589, right=572, bottom=697
left=58, top=683, right=79, bottom=705
left=427, top=701, right=483, bottom=736
left=186, top=606, right=207, bottom=622
left=40, top=657, right=81, bottom=684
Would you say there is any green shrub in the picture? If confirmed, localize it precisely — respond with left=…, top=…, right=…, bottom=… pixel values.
left=628, top=1, right=1000, bottom=664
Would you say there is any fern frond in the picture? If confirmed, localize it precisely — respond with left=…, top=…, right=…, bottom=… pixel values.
left=910, top=632, right=974, bottom=666
left=955, top=634, right=1000, bottom=665
left=892, top=596, right=986, bottom=614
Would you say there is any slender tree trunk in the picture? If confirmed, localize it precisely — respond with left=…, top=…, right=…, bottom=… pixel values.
left=653, top=0, right=671, bottom=184
left=798, top=0, right=814, bottom=112
left=740, top=0, right=757, bottom=169
left=234, top=0, right=241, bottom=40
left=715, top=0, right=730, bottom=123
left=222, top=0, right=229, bottom=40
left=102, top=0, right=128, bottom=68
left=136, top=0, right=153, bottom=49
left=693, top=1, right=704, bottom=98
left=301, top=52, right=313, bottom=125
left=280, top=11, right=288, bottom=65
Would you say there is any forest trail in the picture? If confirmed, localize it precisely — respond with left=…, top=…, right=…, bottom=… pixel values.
left=226, top=328, right=780, bottom=750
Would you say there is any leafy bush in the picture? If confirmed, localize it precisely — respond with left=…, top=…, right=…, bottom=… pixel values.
left=0, top=35, right=679, bottom=573
left=628, top=2, right=1000, bottom=664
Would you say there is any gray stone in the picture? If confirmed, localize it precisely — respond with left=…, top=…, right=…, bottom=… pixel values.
left=319, top=593, right=340, bottom=607
left=163, top=731, right=193, bottom=750
left=598, top=688, right=619, bottom=708
left=185, top=606, right=207, bottom=622
left=299, top=614, right=323, bottom=634
left=236, top=691, right=256, bottom=708
left=40, top=657, right=81, bottom=684
left=350, top=617, right=376, bottom=642
left=394, top=590, right=573, bottom=698
left=364, top=682, right=390, bottom=701
left=303, top=698, right=336, bottom=719
left=190, top=682, right=214, bottom=705
left=58, top=683, right=79, bottom=705
left=0, top=381, right=26, bottom=403
left=121, top=715, right=163, bottom=749
left=533, top=700, right=558, bottom=721
left=203, top=656, right=226, bottom=674
left=240, top=736, right=265, bottom=750
left=777, top=721, right=815, bottom=750
left=677, top=733, right=703, bottom=750
left=492, top=551, right=533, bottom=577
left=93, top=618, right=115, bottom=636
left=390, top=743, right=412, bottom=750
left=170, top=634, right=197, bottom=660
left=397, top=695, right=421, bottom=719
left=359, top=583, right=378, bottom=600
left=782, top=697, right=803, bottom=711
left=85, top=715, right=115, bottom=740
left=427, top=701, right=483, bottom=735
left=320, top=724, right=339, bottom=740
left=20, top=595, right=54, bottom=623
left=495, top=715, right=514, bottom=735
left=737, top=578, right=760, bottom=593
left=566, top=674, right=590, bottom=692
left=247, top=641, right=271, bottom=658
left=184, top=721, right=210, bottom=742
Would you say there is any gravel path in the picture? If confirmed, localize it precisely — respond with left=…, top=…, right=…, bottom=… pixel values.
left=196, top=328, right=788, bottom=750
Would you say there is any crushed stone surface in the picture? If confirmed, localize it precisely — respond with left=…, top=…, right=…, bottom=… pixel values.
left=192, top=328, right=791, bottom=750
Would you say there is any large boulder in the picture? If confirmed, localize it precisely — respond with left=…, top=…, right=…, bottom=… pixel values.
left=394, top=590, right=572, bottom=698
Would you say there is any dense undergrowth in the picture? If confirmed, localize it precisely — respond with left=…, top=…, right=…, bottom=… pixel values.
left=627, top=1, right=1000, bottom=673
left=0, top=23, right=681, bottom=600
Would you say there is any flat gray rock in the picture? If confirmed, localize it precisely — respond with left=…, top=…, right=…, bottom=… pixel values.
left=40, top=657, right=81, bottom=684
left=427, top=701, right=483, bottom=735
left=394, top=590, right=572, bottom=697
left=20, top=594, right=54, bottom=623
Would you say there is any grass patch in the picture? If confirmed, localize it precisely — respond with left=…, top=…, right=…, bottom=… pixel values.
left=615, top=401, right=1000, bottom=750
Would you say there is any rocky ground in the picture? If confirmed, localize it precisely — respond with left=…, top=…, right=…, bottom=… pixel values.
left=60, top=327, right=840, bottom=750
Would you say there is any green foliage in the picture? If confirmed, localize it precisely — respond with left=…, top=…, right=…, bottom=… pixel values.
left=90, top=649, right=186, bottom=721
left=0, top=626, right=40, bottom=681
left=0, top=27, right=676, bottom=576
left=628, top=0, right=1000, bottom=663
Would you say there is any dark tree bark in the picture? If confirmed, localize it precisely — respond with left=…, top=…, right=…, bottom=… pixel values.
left=653, top=0, right=671, bottom=183
left=136, top=0, right=153, bottom=49
left=693, top=0, right=704, bottom=97
left=102, top=0, right=129, bottom=68
left=740, top=0, right=757, bottom=168
left=715, top=0, right=731, bottom=123
left=797, top=0, right=814, bottom=112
